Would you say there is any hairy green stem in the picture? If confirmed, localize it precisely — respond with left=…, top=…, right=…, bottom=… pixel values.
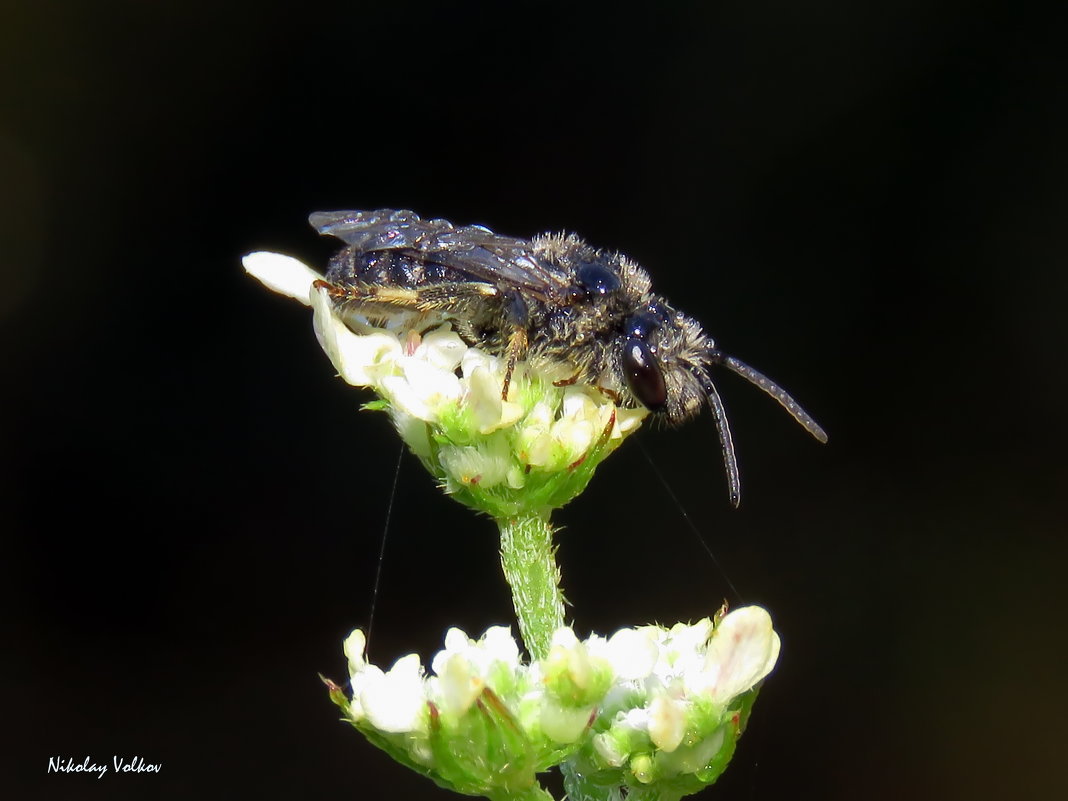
left=498, top=514, right=615, bottom=801
left=496, top=513, right=565, bottom=661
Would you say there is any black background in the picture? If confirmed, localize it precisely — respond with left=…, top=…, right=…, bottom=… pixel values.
left=4, top=2, right=1067, bottom=799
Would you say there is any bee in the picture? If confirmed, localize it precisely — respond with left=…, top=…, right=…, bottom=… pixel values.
left=311, top=209, right=827, bottom=506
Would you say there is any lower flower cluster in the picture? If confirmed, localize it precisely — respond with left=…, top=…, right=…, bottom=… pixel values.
left=325, top=606, right=779, bottom=801
left=569, top=607, right=779, bottom=801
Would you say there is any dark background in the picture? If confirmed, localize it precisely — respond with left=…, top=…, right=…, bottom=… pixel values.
left=3, top=2, right=1066, bottom=799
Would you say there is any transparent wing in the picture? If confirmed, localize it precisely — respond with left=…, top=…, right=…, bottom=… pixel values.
left=309, top=209, right=571, bottom=297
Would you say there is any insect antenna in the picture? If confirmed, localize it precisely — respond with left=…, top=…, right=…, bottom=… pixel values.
left=693, top=368, right=742, bottom=507
left=709, top=350, right=829, bottom=444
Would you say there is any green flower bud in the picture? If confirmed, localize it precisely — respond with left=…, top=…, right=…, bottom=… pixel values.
left=541, top=628, right=614, bottom=709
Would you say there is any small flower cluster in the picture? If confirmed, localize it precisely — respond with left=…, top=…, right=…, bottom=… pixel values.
left=243, top=251, right=646, bottom=518
left=325, top=606, right=779, bottom=801
left=327, top=625, right=613, bottom=799
left=572, top=606, right=780, bottom=799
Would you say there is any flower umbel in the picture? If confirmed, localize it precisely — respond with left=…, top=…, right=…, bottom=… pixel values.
left=574, top=606, right=780, bottom=800
left=325, top=608, right=779, bottom=801
left=243, top=251, right=646, bottom=519
left=326, top=624, right=608, bottom=800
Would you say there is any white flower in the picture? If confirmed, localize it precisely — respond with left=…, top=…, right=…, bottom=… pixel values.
left=379, top=354, right=463, bottom=422
left=597, top=627, right=659, bottom=681
left=435, top=651, right=485, bottom=717
left=689, top=605, right=781, bottom=704
left=578, top=606, right=781, bottom=781
left=358, top=655, right=427, bottom=733
left=429, top=626, right=521, bottom=684
left=343, top=630, right=427, bottom=734
left=343, top=629, right=368, bottom=678
left=634, top=608, right=779, bottom=709
left=647, top=694, right=687, bottom=752
left=331, top=613, right=779, bottom=794
left=242, top=252, right=319, bottom=305
left=311, top=286, right=402, bottom=386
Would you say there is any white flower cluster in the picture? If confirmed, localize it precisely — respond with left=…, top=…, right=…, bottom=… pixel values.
left=584, top=607, right=780, bottom=771
left=341, top=624, right=609, bottom=750
left=332, top=607, right=779, bottom=794
left=243, top=251, right=646, bottom=516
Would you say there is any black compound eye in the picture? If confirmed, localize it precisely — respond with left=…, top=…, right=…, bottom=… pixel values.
left=621, top=337, right=668, bottom=411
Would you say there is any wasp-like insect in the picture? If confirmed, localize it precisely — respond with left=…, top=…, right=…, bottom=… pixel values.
left=311, top=209, right=827, bottom=506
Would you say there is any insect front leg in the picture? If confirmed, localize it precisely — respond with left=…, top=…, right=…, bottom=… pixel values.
left=501, top=291, right=531, bottom=401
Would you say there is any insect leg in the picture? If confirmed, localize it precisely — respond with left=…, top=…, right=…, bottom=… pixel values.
left=314, top=279, right=498, bottom=308
left=595, top=385, right=622, bottom=404
left=501, top=291, right=531, bottom=400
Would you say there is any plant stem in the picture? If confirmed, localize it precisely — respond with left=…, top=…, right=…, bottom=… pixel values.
left=496, top=513, right=565, bottom=660
left=497, top=515, right=613, bottom=801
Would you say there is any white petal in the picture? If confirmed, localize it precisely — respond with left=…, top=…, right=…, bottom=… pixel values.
left=481, top=627, right=521, bottom=666
left=400, top=359, right=464, bottom=414
left=547, top=628, right=593, bottom=690
left=242, top=251, right=320, bottom=306
left=620, top=707, right=649, bottom=731
left=432, top=628, right=473, bottom=676
left=360, top=653, right=427, bottom=733
left=380, top=375, right=433, bottom=420
left=551, top=627, right=580, bottom=649
left=605, top=628, right=659, bottom=681
left=701, top=606, right=781, bottom=703
left=417, top=326, right=468, bottom=372
left=519, top=431, right=555, bottom=467
left=648, top=694, right=687, bottom=752
left=466, top=365, right=506, bottom=432
left=343, top=629, right=368, bottom=680
left=438, top=652, right=484, bottom=717
left=444, top=627, right=473, bottom=653
left=550, top=417, right=594, bottom=463
left=560, top=388, right=599, bottom=421
left=613, top=406, right=649, bottom=436
left=460, top=347, right=499, bottom=378
left=312, top=287, right=401, bottom=386
left=381, top=359, right=461, bottom=422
